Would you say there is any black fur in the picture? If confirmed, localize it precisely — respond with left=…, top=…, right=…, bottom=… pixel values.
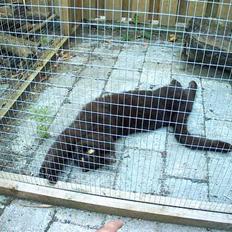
left=39, top=80, right=231, bottom=183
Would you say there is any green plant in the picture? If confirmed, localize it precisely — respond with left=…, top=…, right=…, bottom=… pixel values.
left=122, top=33, right=134, bottom=41
left=133, top=14, right=139, bottom=26
left=143, top=31, right=153, bottom=40
left=40, top=36, right=49, bottom=46
left=30, top=106, right=52, bottom=139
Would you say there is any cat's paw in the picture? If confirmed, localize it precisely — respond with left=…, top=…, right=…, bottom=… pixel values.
left=170, top=79, right=182, bottom=87
left=39, top=161, right=58, bottom=184
left=188, top=81, right=197, bottom=90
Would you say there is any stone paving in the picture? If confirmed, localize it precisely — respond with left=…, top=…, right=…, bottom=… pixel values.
left=0, top=38, right=231, bottom=231
left=0, top=195, right=228, bottom=232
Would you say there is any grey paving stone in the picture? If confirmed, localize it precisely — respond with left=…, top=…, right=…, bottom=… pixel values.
left=55, top=208, right=105, bottom=228
left=105, top=75, right=140, bottom=92
left=32, top=86, right=69, bottom=114
left=79, top=44, right=120, bottom=81
left=105, top=215, right=159, bottom=232
left=166, top=134, right=207, bottom=180
left=205, top=119, right=232, bottom=148
left=115, top=147, right=162, bottom=194
left=68, top=163, right=118, bottom=188
left=48, top=72, right=77, bottom=88
left=93, top=43, right=122, bottom=58
left=146, top=43, right=178, bottom=63
left=8, top=87, right=69, bottom=172
left=80, top=64, right=112, bottom=81
left=139, top=62, right=171, bottom=88
left=48, top=222, right=95, bottom=232
left=157, top=222, right=210, bottom=232
left=114, top=46, right=146, bottom=71
left=69, top=78, right=105, bottom=104
left=164, top=178, right=208, bottom=201
left=208, top=153, right=232, bottom=204
left=206, top=119, right=232, bottom=204
left=124, top=128, right=167, bottom=151
left=0, top=200, right=54, bottom=232
left=202, top=79, right=232, bottom=121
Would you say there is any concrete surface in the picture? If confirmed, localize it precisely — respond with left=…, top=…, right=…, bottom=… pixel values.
left=0, top=36, right=231, bottom=231
left=0, top=195, right=228, bottom=232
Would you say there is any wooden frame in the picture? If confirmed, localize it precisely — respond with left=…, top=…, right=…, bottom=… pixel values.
left=0, top=37, right=68, bottom=120
left=0, top=172, right=231, bottom=230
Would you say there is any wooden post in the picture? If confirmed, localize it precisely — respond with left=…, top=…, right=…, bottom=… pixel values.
left=187, top=0, right=208, bottom=18
left=148, top=0, right=160, bottom=21
left=131, top=0, right=150, bottom=23
left=159, top=0, right=178, bottom=26
left=177, top=0, right=188, bottom=23
left=60, top=0, right=71, bottom=36
left=105, top=0, right=122, bottom=22
left=96, top=0, right=105, bottom=18
left=83, top=0, right=96, bottom=21
left=122, top=0, right=131, bottom=18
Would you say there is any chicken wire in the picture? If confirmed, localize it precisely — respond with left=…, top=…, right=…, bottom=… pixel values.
left=0, top=0, right=231, bottom=215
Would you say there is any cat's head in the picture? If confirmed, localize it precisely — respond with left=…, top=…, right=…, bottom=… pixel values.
left=73, top=132, right=115, bottom=172
left=74, top=144, right=104, bottom=171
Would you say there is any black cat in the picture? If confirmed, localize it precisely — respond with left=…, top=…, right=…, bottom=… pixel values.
left=39, top=79, right=231, bottom=183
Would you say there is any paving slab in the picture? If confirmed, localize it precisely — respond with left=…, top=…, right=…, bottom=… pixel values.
left=69, top=78, right=105, bottom=104
left=139, top=62, right=171, bottom=88
left=8, top=87, right=69, bottom=173
left=208, top=152, right=232, bottom=204
left=105, top=71, right=140, bottom=92
left=124, top=128, right=167, bottom=151
left=202, top=79, right=232, bottom=121
left=114, top=45, right=146, bottom=71
left=206, top=120, right=232, bottom=204
left=205, top=119, right=232, bottom=148
left=164, top=178, right=208, bottom=201
left=105, top=215, right=159, bottom=232
left=166, top=134, right=207, bottom=180
left=115, top=147, right=162, bottom=194
left=48, top=72, right=77, bottom=88
left=48, top=222, right=95, bottom=232
left=146, top=42, right=178, bottom=64
left=55, top=208, right=105, bottom=228
left=0, top=200, right=54, bottom=232
left=157, top=222, right=211, bottom=232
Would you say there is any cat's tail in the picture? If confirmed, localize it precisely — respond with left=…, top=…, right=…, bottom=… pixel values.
left=173, top=123, right=231, bottom=153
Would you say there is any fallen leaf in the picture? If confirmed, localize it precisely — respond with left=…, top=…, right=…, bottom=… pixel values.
left=169, top=34, right=177, bottom=42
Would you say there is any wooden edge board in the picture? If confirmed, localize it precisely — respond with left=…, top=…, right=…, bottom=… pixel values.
left=29, top=14, right=56, bottom=33
left=0, top=37, right=68, bottom=120
left=0, top=171, right=231, bottom=214
left=0, top=177, right=231, bottom=230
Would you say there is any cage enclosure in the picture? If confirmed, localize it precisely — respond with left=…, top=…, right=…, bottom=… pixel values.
left=0, top=0, right=231, bottom=229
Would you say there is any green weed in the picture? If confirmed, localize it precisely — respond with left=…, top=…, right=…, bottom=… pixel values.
left=30, top=106, right=52, bottom=139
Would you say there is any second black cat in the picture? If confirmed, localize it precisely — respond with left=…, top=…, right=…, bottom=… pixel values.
left=39, top=79, right=231, bottom=183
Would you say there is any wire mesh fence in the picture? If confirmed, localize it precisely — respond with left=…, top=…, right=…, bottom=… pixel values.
left=0, top=0, right=231, bottom=218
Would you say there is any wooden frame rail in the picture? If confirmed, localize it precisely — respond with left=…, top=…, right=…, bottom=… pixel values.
left=0, top=172, right=231, bottom=230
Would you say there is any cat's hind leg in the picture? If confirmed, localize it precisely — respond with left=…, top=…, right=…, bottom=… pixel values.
left=170, top=79, right=182, bottom=87
left=185, top=81, right=197, bottom=101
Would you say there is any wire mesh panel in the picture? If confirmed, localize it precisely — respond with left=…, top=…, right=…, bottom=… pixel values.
left=0, top=0, right=232, bottom=218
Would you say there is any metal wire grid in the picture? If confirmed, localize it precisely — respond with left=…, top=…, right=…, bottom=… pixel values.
left=0, top=0, right=231, bottom=214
